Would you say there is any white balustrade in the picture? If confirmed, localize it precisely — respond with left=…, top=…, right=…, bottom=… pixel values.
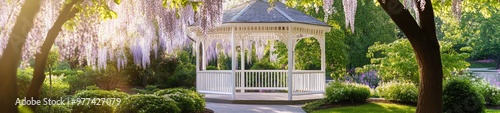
left=197, top=70, right=325, bottom=95
left=292, top=70, right=325, bottom=95
left=197, top=71, right=233, bottom=94
left=235, top=70, right=288, bottom=91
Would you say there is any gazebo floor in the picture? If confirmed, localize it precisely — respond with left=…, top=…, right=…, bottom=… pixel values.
left=203, top=93, right=324, bottom=105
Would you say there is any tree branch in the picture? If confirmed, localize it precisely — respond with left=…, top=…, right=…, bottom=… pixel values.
left=26, top=0, right=82, bottom=111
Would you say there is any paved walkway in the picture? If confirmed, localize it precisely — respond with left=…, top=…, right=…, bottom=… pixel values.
left=206, top=102, right=306, bottom=113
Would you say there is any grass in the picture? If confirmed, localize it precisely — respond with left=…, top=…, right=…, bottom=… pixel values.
left=312, top=103, right=415, bottom=113
left=311, top=102, right=500, bottom=113
left=469, top=61, right=497, bottom=68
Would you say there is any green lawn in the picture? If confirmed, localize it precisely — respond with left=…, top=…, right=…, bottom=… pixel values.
left=312, top=102, right=500, bottom=113
left=469, top=61, right=497, bottom=68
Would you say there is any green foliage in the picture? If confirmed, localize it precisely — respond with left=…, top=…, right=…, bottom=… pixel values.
left=85, top=85, right=101, bottom=90
left=132, top=85, right=160, bottom=94
left=47, top=48, right=60, bottom=68
left=375, top=81, right=418, bottom=103
left=325, top=82, right=370, bottom=103
left=116, top=94, right=181, bottom=113
left=310, top=102, right=416, bottom=113
left=294, top=38, right=321, bottom=70
left=17, top=68, right=34, bottom=98
left=63, top=72, right=94, bottom=94
left=36, top=105, right=71, bottom=113
left=41, top=75, right=70, bottom=99
left=302, top=99, right=327, bottom=113
left=206, top=66, right=218, bottom=70
left=17, top=68, right=70, bottom=99
left=72, top=90, right=128, bottom=113
left=365, top=39, right=470, bottom=83
left=154, top=88, right=205, bottom=112
left=166, top=62, right=196, bottom=88
left=83, top=64, right=129, bottom=90
left=52, top=69, right=82, bottom=76
left=443, top=76, right=486, bottom=113
left=250, top=62, right=278, bottom=70
left=472, top=78, right=500, bottom=106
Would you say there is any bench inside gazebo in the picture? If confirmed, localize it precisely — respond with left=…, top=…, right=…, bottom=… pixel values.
left=191, top=0, right=331, bottom=103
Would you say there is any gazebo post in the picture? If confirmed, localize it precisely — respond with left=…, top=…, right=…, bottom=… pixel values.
left=240, top=39, right=245, bottom=93
left=231, top=27, right=236, bottom=100
left=202, top=39, right=207, bottom=71
left=320, top=35, right=326, bottom=72
left=320, top=35, right=326, bottom=93
left=195, top=41, right=199, bottom=93
left=287, top=26, right=293, bottom=101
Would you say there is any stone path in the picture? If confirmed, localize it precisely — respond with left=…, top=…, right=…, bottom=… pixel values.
left=206, top=102, right=306, bottom=113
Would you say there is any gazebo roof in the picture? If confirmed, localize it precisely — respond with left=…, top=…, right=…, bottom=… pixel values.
left=222, top=0, right=329, bottom=27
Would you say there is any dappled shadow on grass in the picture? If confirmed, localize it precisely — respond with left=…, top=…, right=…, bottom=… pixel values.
left=312, top=103, right=416, bottom=113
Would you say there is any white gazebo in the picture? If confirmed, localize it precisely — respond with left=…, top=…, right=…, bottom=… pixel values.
left=191, top=1, right=331, bottom=101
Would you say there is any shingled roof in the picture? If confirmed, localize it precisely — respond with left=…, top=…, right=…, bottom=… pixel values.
left=222, top=0, right=330, bottom=27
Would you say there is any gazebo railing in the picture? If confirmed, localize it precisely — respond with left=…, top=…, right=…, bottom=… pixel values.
left=197, top=70, right=325, bottom=95
left=197, top=70, right=233, bottom=94
left=235, top=70, right=288, bottom=91
left=292, top=70, right=325, bottom=95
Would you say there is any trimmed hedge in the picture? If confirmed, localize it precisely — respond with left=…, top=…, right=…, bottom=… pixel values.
left=36, top=105, right=71, bottom=113
left=154, top=88, right=205, bottom=113
left=325, top=82, right=370, bottom=103
left=443, top=77, right=485, bottom=113
left=376, top=81, right=418, bottom=103
left=72, top=90, right=128, bottom=113
left=116, top=94, right=181, bottom=113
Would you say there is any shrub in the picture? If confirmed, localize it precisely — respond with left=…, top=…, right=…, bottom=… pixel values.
left=17, top=68, right=70, bottom=99
left=154, top=88, right=205, bottom=112
left=17, top=68, right=34, bottom=98
left=116, top=94, right=181, bottom=113
left=325, top=82, right=370, bottom=103
left=82, top=65, right=129, bottom=91
left=41, top=75, right=70, bottom=99
left=63, top=73, right=94, bottom=94
left=132, top=85, right=160, bottom=94
left=206, top=66, right=218, bottom=70
left=443, top=77, right=485, bottom=113
left=166, top=63, right=196, bottom=88
left=36, top=105, right=71, bottom=113
left=72, top=90, right=128, bottom=113
left=472, top=78, right=500, bottom=105
left=52, top=69, right=82, bottom=76
left=376, top=81, right=418, bottom=103
left=302, top=99, right=327, bottom=113
left=250, top=62, right=278, bottom=70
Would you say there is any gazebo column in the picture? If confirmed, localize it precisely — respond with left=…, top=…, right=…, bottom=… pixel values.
left=231, top=27, right=236, bottom=100
left=287, top=27, right=294, bottom=101
left=240, top=39, right=245, bottom=93
left=202, top=39, right=207, bottom=71
left=320, top=35, right=326, bottom=72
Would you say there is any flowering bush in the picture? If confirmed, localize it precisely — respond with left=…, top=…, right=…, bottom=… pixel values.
left=476, top=59, right=496, bottom=63
left=376, top=81, right=418, bottom=103
left=325, top=82, right=370, bottom=103
left=344, top=71, right=380, bottom=89
left=471, top=78, right=500, bottom=106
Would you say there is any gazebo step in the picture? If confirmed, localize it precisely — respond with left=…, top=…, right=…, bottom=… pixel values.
left=203, top=93, right=324, bottom=105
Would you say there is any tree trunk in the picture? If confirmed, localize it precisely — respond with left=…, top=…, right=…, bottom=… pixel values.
left=0, top=1, right=42, bottom=112
left=377, top=0, right=443, bottom=113
left=26, top=1, right=80, bottom=111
